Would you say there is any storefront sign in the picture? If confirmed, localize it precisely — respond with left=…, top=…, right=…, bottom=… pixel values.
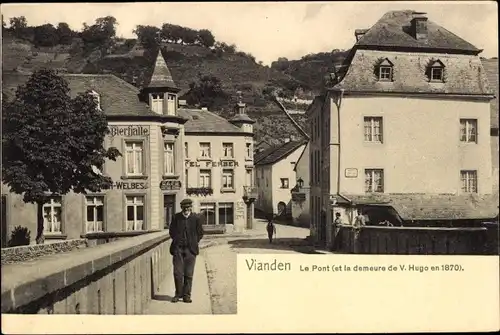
left=108, top=125, right=149, bottom=137
left=235, top=201, right=246, bottom=220
left=160, top=180, right=182, bottom=191
left=185, top=160, right=239, bottom=168
left=345, top=168, right=358, bottom=178
left=108, top=181, right=148, bottom=190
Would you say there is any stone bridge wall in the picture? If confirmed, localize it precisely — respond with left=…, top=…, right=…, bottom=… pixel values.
left=1, top=231, right=171, bottom=314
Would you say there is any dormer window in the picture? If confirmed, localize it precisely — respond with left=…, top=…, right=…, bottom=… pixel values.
left=427, top=59, right=445, bottom=82
left=375, top=58, right=394, bottom=82
left=151, top=93, right=164, bottom=114
left=166, top=93, right=176, bottom=116
left=89, top=90, right=101, bottom=110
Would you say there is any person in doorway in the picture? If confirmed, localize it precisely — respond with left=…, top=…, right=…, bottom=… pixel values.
left=266, top=215, right=277, bottom=243
left=169, top=198, right=204, bottom=303
left=354, top=209, right=366, bottom=228
left=334, top=212, right=343, bottom=225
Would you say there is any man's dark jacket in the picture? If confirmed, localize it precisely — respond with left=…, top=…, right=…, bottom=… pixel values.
left=169, top=212, right=204, bottom=255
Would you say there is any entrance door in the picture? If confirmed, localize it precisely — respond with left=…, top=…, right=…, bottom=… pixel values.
left=1, top=195, right=7, bottom=248
left=163, top=195, right=176, bottom=229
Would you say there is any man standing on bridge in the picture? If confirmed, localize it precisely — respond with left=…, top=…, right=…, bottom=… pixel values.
left=169, top=198, right=204, bottom=303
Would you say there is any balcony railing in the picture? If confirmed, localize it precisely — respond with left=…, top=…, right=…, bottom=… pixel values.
left=243, top=186, right=258, bottom=200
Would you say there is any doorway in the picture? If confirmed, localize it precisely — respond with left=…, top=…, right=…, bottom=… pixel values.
left=163, top=194, right=176, bottom=229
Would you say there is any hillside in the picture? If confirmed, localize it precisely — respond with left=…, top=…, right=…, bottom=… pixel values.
left=1, top=30, right=310, bottom=146
left=270, top=50, right=350, bottom=92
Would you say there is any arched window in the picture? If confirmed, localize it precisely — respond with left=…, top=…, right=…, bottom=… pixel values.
left=426, top=59, right=445, bottom=82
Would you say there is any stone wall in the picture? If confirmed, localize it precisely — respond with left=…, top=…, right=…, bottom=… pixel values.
left=1, top=239, right=88, bottom=265
left=1, top=231, right=171, bottom=314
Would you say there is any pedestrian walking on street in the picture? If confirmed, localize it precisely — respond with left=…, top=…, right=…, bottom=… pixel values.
left=266, top=216, right=277, bottom=243
left=169, top=198, right=204, bottom=303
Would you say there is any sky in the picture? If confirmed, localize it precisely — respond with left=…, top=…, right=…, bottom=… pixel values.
left=1, top=1, right=498, bottom=65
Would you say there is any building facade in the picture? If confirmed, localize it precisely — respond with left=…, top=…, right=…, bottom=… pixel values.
left=1, top=51, right=256, bottom=246
left=308, top=10, right=499, bottom=247
left=254, top=139, right=306, bottom=218
left=290, top=142, right=310, bottom=227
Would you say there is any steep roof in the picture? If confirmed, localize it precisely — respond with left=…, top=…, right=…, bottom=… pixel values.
left=143, top=49, right=178, bottom=91
left=178, top=108, right=245, bottom=134
left=343, top=193, right=499, bottom=221
left=2, top=71, right=154, bottom=117
left=255, top=140, right=306, bottom=166
left=356, top=10, right=481, bottom=53
left=481, top=58, right=499, bottom=129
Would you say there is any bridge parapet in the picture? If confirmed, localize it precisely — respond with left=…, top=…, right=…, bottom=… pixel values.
left=1, top=231, right=171, bottom=314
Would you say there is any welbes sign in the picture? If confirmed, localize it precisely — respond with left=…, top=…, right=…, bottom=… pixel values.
left=108, top=125, right=149, bottom=137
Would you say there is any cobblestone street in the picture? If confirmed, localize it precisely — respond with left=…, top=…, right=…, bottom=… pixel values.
left=202, top=219, right=312, bottom=314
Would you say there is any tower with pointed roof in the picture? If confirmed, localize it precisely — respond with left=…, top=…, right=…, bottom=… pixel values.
left=141, top=49, right=181, bottom=117
left=229, top=91, right=255, bottom=134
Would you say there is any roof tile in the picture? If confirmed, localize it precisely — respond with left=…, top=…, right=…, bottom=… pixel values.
left=255, top=140, right=306, bottom=165
left=178, top=108, right=244, bottom=134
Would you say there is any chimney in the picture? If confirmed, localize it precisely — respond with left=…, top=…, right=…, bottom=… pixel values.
left=355, top=29, right=368, bottom=42
left=411, top=12, right=428, bottom=41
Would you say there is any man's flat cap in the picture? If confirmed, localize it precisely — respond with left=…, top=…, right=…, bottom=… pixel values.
left=180, top=198, right=193, bottom=206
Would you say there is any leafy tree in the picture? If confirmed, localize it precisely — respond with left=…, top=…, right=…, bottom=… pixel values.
left=180, top=27, right=198, bottom=45
left=184, top=74, right=229, bottom=110
left=133, top=25, right=160, bottom=49
left=2, top=69, right=121, bottom=244
left=9, top=16, right=27, bottom=31
left=81, top=16, right=118, bottom=48
left=34, top=24, right=59, bottom=47
left=196, top=29, right=215, bottom=48
left=57, top=22, right=74, bottom=45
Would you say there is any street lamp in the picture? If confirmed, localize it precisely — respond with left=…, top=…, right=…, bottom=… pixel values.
left=297, top=177, right=304, bottom=189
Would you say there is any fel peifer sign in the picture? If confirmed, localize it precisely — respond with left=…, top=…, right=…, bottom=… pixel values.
left=108, top=125, right=149, bottom=137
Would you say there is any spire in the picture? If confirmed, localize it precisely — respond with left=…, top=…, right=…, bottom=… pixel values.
left=230, top=91, right=255, bottom=126
left=145, top=49, right=178, bottom=91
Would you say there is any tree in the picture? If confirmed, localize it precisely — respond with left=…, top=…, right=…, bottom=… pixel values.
left=2, top=69, right=121, bottom=244
left=81, top=16, right=118, bottom=48
left=57, top=22, right=74, bottom=45
left=180, top=27, right=198, bottom=45
left=9, top=16, right=27, bottom=31
left=133, top=25, right=160, bottom=49
left=184, top=74, right=229, bottom=110
left=34, top=24, right=59, bottom=47
left=196, top=29, right=215, bottom=48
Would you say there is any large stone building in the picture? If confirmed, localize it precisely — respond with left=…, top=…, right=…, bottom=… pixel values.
left=308, top=10, right=499, bottom=247
left=1, top=51, right=256, bottom=246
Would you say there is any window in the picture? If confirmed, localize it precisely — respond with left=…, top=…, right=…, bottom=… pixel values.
left=184, top=142, right=189, bottom=158
left=427, top=60, right=445, bottom=82
left=125, top=141, right=144, bottom=175
left=376, top=58, right=393, bottom=82
left=431, top=67, right=443, bottom=81
left=245, top=143, right=252, bottom=159
left=164, top=142, right=175, bottom=175
left=461, top=170, right=477, bottom=193
left=166, top=93, right=176, bottom=116
left=365, top=169, right=384, bottom=193
left=280, top=178, right=289, bottom=189
left=126, top=196, right=144, bottom=231
left=223, top=143, right=234, bottom=158
left=199, top=169, right=212, bottom=188
left=379, top=66, right=392, bottom=81
left=222, top=169, right=234, bottom=189
left=219, top=203, right=234, bottom=225
left=89, top=90, right=101, bottom=110
left=86, top=196, right=104, bottom=233
left=200, top=203, right=216, bottom=225
left=163, top=195, right=176, bottom=229
left=460, top=119, right=477, bottom=143
left=43, top=197, right=62, bottom=234
left=185, top=168, right=189, bottom=187
left=246, top=169, right=253, bottom=186
left=151, top=93, right=164, bottom=114
left=364, top=117, right=383, bottom=143
left=199, top=142, right=211, bottom=158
